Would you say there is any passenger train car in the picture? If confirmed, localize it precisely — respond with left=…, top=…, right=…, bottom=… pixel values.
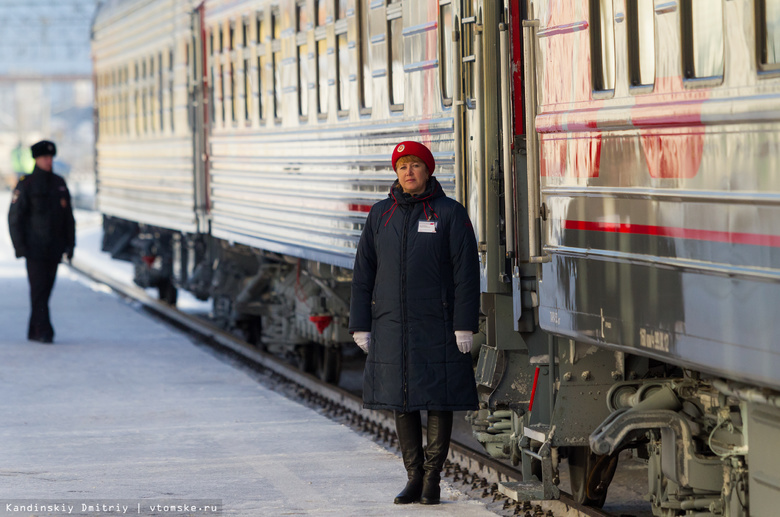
left=93, top=0, right=780, bottom=515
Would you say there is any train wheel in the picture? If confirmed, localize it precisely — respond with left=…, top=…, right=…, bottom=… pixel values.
left=316, top=345, right=342, bottom=384
left=158, top=280, right=177, bottom=305
left=296, top=344, right=317, bottom=374
left=567, top=446, right=618, bottom=508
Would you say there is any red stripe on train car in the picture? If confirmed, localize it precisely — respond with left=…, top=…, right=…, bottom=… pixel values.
left=564, top=220, right=780, bottom=248
left=348, top=204, right=373, bottom=213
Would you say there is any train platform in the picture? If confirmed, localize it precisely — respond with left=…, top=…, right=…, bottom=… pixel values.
left=0, top=192, right=501, bottom=516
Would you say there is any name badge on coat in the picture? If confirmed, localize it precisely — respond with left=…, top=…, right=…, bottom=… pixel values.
left=418, top=221, right=437, bottom=233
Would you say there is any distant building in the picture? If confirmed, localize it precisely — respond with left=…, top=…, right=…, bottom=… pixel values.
left=0, top=0, right=97, bottom=204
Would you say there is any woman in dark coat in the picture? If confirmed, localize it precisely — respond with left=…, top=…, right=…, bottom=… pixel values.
left=349, top=141, right=480, bottom=505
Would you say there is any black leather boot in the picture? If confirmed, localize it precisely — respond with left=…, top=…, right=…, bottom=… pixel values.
left=394, top=411, right=424, bottom=504
left=420, top=410, right=453, bottom=505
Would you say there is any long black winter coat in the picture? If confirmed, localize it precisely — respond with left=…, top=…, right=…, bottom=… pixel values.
left=350, top=177, right=480, bottom=412
left=8, top=166, right=76, bottom=261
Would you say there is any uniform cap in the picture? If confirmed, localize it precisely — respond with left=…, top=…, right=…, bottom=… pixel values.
left=392, top=141, right=435, bottom=175
left=31, top=140, right=56, bottom=158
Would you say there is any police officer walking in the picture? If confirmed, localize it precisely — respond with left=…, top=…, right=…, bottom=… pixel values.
left=8, top=140, right=75, bottom=344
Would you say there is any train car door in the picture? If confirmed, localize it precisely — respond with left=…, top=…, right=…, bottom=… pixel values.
left=190, top=3, right=210, bottom=234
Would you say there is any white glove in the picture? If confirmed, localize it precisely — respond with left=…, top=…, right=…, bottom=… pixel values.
left=353, top=331, right=371, bottom=353
left=455, top=331, right=473, bottom=354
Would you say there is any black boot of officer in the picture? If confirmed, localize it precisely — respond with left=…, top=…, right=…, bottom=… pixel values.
left=420, top=410, right=453, bottom=505
left=26, top=258, right=59, bottom=343
left=393, top=411, right=424, bottom=504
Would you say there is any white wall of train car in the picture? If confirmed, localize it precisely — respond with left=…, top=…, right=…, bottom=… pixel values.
left=92, top=0, right=200, bottom=234
left=202, top=0, right=456, bottom=269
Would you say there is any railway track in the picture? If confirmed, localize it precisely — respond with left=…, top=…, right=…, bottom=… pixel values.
left=68, top=258, right=618, bottom=517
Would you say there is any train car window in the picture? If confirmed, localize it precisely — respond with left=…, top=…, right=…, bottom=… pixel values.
left=159, top=52, right=164, bottom=132
left=169, top=49, right=175, bottom=133
left=271, top=9, right=283, bottom=122
left=120, top=71, right=124, bottom=135
left=149, top=57, right=154, bottom=134
left=97, top=74, right=102, bottom=138
left=117, top=71, right=121, bottom=135
left=229, top=22, right=237, bottom=124
left=135, top=63, right=141, bottom=136
left=256, top=14, right=265, bottom=122
left=116, top=71, right=120, bottom=136
left=337, top=0, right=347, bottom=20
left=388, top=9, right=404, bottom=109
left=439, top=1, right=453, bottom=105
left=359, top=0, right=373, bottom=112
left=105, top=75, right=109, bottom=137
left=208, top=31, right=216, bottom=127
left=107, top=73, right=111, bottom=137
left=116, top=73, right=120, bottom=136
left=626, top=0, right=655, bottom=89
left=118, top=72, right=123, bottom=135
left=242, top=18, right=251, bottom=125
left=143, top=59, right=149, bottom=134
left=218, top=27, right=226, bottom=125
left=108, top=74, right=113, bottom=137
left=680, top=0, right=724, bottom=81
left=243, top=18, right=253, bottom=124
left=315, top=0, right=330, bottom=118
left=122, top=69, right=127, bottom=136
left=461, top=0, right=474, bottom=104
left=103, top=73, right=109, bottom=137
left=103, top=73, right=108, bottom=137
left=186, top=41, right=193, bottom=131
left=316, top=0, right=328, bottom=26
left=757, top=0, right=780, bottom=71
left=148, top=57, right=153, bottom=131
left=337, top=31, right=350, bottom=113
left=99, top=73, right=103, bottom=137
left=118, top=71, right=122, bottom=135
left=589, top=0, right=616, bottom=93
left=126, top=68, right=131, bottom=135
left=316, top=1, right=329, bottom=118
left=151, top=56, right=157, bottom=134
left=298, top=2, right=311, bottom=119
left=317, top=37, right=329, bottom=116
left=115, top=71, right=120, bottom=136
left=244, top=57, right=251, bottom=125
left=112, top=73, right=117, bottom=136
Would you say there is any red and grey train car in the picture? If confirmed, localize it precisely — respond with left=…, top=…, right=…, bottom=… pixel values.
left=93, top=0, right=780, bottom=515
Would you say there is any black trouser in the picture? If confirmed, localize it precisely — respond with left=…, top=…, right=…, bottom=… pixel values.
left=26, top=258, right=59, bottom=340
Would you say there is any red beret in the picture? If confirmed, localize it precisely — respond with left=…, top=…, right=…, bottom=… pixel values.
left=391, top=141, right=435, bottom=175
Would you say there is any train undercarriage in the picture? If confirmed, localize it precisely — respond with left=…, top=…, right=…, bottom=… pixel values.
left=101, top=215, right=352, bottom=384
left=472, top=317, right=757, bottom=516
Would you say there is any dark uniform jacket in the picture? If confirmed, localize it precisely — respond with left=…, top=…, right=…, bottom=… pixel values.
left=350, top=177, right=480, bottom=412
left=8, top=166, right=76, bottom=261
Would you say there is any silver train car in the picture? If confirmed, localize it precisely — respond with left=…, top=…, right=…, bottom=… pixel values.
left=93, top=0, right=780, bottom=515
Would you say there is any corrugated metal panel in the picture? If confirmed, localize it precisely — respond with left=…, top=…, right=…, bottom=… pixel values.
left=96, top=137, right=197, bottom=231
left=208, top=122, right=455, bottom=268
left=93, top=0, right=198, bottom=233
